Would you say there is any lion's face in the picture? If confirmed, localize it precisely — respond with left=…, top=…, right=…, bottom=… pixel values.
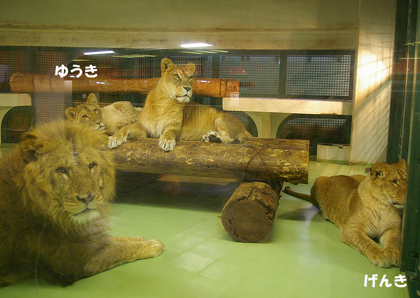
left=370, top=159, right=407, bottom=209
left=65, top=94, right=105, bottom=131
left=20, top=121, right=115, bottom=227
left=159, top=58, right=195, bottom=104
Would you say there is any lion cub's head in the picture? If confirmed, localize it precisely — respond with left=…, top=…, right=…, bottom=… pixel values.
left=368, top=159, right=407, bottom=209
left=158, top=58, right=196, bottom=104
left=19, top=121, right=115, bottom=229
left=65, top=94, right=105, bottom=131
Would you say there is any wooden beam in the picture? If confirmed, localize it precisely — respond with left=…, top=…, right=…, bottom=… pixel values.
left=9, top=73, right=239, bottom=97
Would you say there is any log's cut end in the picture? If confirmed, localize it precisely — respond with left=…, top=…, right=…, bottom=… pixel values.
left=221, top=181, right=281, bottom=243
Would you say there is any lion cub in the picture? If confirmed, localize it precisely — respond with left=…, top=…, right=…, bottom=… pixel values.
left=65, top=94, right=141, bottom=135
left=108, top=58, right=253, bottom=151
left=284, top=160, right=407, bottom=267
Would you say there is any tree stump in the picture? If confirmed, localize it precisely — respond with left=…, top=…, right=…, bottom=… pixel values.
left=221, top=181, right=281, bottom=243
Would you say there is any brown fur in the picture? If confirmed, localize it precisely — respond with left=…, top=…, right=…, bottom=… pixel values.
left=0, top=121, right=163, bottom=287
left=284, top=160, right=407, bottom=267
left=65, top=94, right=141, bottom=135
left=108, top=58, right=253, bottom=151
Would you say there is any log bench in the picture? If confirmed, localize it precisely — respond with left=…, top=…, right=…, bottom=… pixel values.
left=113, top=138, right=309, bottom=242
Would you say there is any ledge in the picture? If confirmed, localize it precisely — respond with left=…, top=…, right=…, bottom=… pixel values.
left=223, top=97, right=353, bottom=115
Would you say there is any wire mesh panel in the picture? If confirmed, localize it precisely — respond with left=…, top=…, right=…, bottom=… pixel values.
left=284, top=52, right=353, bottom=99
left=168, top=55, right=213, bottom=77
left=0, top=50, right=30, bottom=91
left=1, top=106, right=35, bottom=143
left=219, top=55, right=280, bottom=97
left=277, top=114, right=352, bottom=154
left=34, top=93, right=67, bottom=123
left=133, top=56, right=156, bottom=78
left=36, top=51, right=68, bottom=74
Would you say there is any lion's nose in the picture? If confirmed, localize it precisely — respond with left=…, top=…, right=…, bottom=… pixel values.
left=183, top=86, right=192, bottom=92
left=76, top=192, right=94, bottom=205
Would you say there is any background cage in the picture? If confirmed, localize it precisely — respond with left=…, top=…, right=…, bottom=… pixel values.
left=1, top=106, right=35, bottom=143
left=276, top=114, right=352, bottom=155
left=0, top=47, right=355, bottom=152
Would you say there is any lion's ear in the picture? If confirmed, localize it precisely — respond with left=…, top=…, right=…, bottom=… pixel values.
left=394, top=159, right=407, bottom=172
left=19, top=133, right=45, bottom=163
left=161, top=58, right=174, bottom=74
left=87, top=93, right=99, bottom=105
left=65, top=107, right=77, bottom=120
left=185, top=62, right=196, bottom=75
left=370, top=163, right=389, bottom=180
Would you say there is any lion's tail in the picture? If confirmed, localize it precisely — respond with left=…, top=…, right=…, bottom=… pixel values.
left=283, top=186, right=320, bottom=208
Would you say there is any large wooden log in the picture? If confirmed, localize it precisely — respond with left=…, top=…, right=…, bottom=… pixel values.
left=9, top=73, right=239, bottom=97
left=221, top=181, right=281, bottom=242
left=113, top=138, right=309, bottom=184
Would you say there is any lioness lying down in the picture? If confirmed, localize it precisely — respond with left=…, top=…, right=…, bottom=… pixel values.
left=108, top=58, right=253, bottom=151
left=65, top=94, right=141, bottom=135
left=284, top=160, right=407, bottom=267
left=0, top=121, right=163, bottom=287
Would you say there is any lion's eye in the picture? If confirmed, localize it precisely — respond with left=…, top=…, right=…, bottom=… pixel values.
left=391, top=179, right=398, bottom=185
left=57, top=167, right=67, bottom=174
left=82, top=114, right=89, bottom=119
left=188, top=76, right=193, bottom=80
left=93, top=108, right=98, bottom=113
left=174, top=74, right=180, bottom=79
left=89, top=162, right=97, bottom=170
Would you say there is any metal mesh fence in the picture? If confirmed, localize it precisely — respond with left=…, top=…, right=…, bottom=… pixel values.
left=1, top=106, right=35, bottom=143
left=277, top=115, right=352, bottom=154
left=0, top=50, right=29, bottom=91
left=168, top=55, right=213, bottom=77
left=219, top=55, right=280, bottom=96
left=285, top=54, right=352, bottom=98
left=36, top=51, right=68, bottom=74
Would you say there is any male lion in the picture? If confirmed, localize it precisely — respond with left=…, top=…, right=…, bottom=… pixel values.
left=0, top=121, right=163, bottom=287
left=108, top=58, right=253, bottom=151
left=65, top=93, right=142, bottom=135
left=284, top=160, right=407, bottom=267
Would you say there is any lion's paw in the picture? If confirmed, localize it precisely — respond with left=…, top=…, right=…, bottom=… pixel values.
left=159, top=137, right=176, bottom=151
left=108, top=135, right=126, bottom=149
left=368, top=249, right=399, bottom=268
left=145, top=239, right=164, bottom=258
left=202, top=130, right=222, bottom=143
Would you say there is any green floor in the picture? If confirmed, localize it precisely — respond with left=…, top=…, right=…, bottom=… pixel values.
left=0, top=149, right=410, bottom=298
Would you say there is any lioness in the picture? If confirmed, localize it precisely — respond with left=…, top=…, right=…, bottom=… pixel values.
left=0, top=121, right=163, bottom=287
left=108, top=58, right=253, bottom=151
left=284, top=160, right=407, bottom=267
left=65, top=93, right=141, bottom=135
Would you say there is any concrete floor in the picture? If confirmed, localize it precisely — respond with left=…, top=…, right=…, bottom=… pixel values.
left=0, top=145, right=410, bottom=297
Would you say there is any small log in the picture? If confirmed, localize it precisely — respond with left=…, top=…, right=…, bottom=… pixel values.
left=9, top=73, right=239, bottom=97
left=221, top=181, right=281, bottom=242
left=112, top=138, right=309, bottom=184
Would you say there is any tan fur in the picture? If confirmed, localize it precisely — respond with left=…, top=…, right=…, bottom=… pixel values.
left=65, top=94, right=141, bottom=135
left=108, top=58, right=253, bottom=151
left=0, top=121, right=163, bottom=287
left=284, top=160, right=407, bottom=267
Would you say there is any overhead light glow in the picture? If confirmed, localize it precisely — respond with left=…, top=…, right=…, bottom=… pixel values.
left=84, top=50, right=115, bottom=55
left=180, top=42, right=213, bottom=48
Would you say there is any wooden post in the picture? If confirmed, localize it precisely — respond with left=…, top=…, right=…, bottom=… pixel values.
left=9, top=73, right=239, bottom=97
left=112, top=138, right=309, bottom=184
left=221, top=181, right=281, bottom=243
